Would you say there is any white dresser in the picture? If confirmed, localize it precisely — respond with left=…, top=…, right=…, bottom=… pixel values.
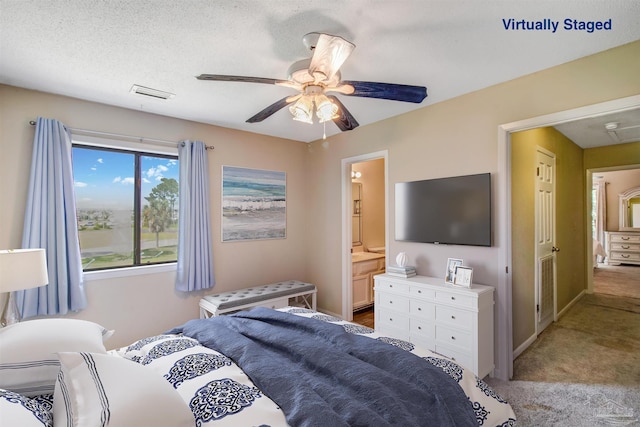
left=374, top=273, right=494, bottom=378
left=606, top=231, right=640, bottom=266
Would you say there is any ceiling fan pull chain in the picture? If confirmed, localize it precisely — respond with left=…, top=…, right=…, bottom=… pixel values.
left=323, top=121, right=327, bottom=140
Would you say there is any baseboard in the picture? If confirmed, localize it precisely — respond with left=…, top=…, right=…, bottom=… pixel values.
left=557, top=290, right=585, bottom=319
left=513, top=333, right=537, bottom=359
left=513, top=290, right=586, bottom=360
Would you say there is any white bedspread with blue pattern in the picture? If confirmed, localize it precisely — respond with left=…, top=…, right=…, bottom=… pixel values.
left=115, top=307, right=516, bottom=426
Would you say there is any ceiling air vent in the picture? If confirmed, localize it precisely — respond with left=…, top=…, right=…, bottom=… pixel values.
left=130, top=84, right=175, bottom=100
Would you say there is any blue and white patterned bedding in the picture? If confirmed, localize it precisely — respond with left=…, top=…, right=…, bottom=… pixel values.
left=114, top=307, right=516, bottom=426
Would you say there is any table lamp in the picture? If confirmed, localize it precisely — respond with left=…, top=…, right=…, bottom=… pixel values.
left=0, top=248, right=49, bottom=327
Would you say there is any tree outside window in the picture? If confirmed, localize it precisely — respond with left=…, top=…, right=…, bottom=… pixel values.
left=72, top=145, right=179, bottom=271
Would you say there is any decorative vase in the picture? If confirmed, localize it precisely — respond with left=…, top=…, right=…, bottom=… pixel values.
left=396, top=252, right=408, bottom=267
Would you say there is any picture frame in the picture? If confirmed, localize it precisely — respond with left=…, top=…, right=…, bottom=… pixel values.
left=453, top=266, right=473, bottom=288
left=221, top=166, right=286, bottom=242
left=445, top=258, right=463, bottom=284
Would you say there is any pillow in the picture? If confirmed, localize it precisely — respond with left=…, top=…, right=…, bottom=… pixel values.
left=0, top=388, right=53, bottom=427
left=0, top=319, right=113, bottom=396
left=53, top=352, right=194, bottom=427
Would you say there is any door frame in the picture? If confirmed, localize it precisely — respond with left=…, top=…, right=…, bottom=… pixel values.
left=498, top=94, right=640, bottom=379
left=341, top=150, right=389, bottom=321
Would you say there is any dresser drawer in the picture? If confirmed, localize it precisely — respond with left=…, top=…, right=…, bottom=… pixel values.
left=436, top=324, right=472, bottom=349
left=377, top=307, right=410, bottom=331
left=410, top=286, right=436, bottom=300
left=435, top=305, right=473, bottom=329
left=410, top=318, right=435, bottom=340
left=376, top=280, right=410, bottom=295
left=378, top=293, right=410, bottom=312
left=609, top=251, right=640, bottom=262
left=435, top=291, right=475, bottom=308
left=410, top=300, right=435, bottom=319
left=610, top=242, right=640, bottom=251
left=435, top=344, right=472, bottom=368
left=610, top=234, right=640, bottom=244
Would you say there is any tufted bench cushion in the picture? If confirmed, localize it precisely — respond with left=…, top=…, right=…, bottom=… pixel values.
left=199, top=280, right=317, bottom=317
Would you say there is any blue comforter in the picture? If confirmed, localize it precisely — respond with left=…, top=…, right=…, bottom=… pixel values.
left=168, top=308, right=477, bottom=426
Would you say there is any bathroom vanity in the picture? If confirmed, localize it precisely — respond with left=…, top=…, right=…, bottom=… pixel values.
left=352, top=252, right=385, bottom=310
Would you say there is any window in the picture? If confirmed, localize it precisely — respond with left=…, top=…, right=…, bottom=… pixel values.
left=72, top=145, right=179, bottom=271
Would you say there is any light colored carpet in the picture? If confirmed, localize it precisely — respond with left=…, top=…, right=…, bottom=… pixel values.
left=512, top=293, right=640, bottom=385
left=495, top=269, right=640, bottom=425
left=484, top=378, right=640, bottom=426
left=594, top=264, right=640, bottom=299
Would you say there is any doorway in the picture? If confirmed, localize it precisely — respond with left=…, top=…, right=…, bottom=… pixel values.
left=498, top=94, right=640, bottom=379
left=341, top=150, right=389, bottom=322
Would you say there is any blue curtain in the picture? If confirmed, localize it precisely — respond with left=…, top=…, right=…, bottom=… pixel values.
left=176, top=140, right=215, bottom=292
left=16, top=117, right=87, bottom=318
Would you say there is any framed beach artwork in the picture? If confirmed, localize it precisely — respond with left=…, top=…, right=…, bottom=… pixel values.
left=222, top=166, right=286, bottom=242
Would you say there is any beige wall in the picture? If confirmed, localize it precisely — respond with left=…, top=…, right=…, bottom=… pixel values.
left=304, top=40, right=640, bottom=379
left=1, top=40, right=640, bottom=379
left=597, top=168, right=640, bottom=231
left=511, top=127, right=586, bottom=350
left=0, top=85, right=311, bottom=349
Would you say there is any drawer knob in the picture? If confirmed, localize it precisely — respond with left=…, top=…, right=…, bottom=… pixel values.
left=451, top=296, right=456, bottom=300
left=451, top=336, right=456, bottom=340
left=389, top=318, right=393, bottom=322
left=418, top=290, right=422, bottom=294
left=418, top=326, right=422, bottom=330
left=622, top=254, right=630, bottom=258
left=451, top=315, right=456, bottom=319
left=622, top=245, right=630, bottom=249
left=621, top=236, right=630, bottom=240
left=418, top=307, right=422, bottom=311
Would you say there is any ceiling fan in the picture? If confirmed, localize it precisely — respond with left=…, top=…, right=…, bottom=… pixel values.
left=196, top=32, right=428, bottom=133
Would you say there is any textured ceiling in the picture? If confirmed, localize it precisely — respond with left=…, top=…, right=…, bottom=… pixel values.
left=1, top=0, right=639, bottom=143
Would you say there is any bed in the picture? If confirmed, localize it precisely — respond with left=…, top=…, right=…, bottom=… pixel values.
left=0, top=307, right=516, bottom=426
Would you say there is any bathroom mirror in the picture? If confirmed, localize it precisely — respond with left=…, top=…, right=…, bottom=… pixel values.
left=352, top=182, right=362, bottom=245
left=619, top=186, right=640, bottom=230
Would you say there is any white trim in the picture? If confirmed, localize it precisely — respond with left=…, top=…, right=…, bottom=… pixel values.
left=498, top=93, right=640, bottom=380
left=341, top=150, right=389, bottom=322
left=513, top=333, right=537, bottom=359
left=557, top=289, right=585, bottom=319
left=83, top=263, right=176, bottom=282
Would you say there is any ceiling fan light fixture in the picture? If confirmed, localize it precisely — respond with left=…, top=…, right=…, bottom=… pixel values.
left=315, top=94, right=338, bottom=123
left=289, top=96, right=314, bottom=124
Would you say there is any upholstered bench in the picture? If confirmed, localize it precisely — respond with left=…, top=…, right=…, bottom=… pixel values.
left=199, top=280, right=317, bottom=318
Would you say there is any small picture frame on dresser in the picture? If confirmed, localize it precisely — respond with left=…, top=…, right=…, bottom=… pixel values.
left=453, top=266, right=473, bottom=288
left=445, top=258, right=463, bottom=284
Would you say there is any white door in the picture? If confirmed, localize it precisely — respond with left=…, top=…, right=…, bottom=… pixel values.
left=535, top=148, right=557, bottom=334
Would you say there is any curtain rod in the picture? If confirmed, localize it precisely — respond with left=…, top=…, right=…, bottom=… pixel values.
left=28, top=120, right=214, bottom=150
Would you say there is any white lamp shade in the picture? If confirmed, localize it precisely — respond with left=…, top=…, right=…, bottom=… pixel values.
left=0, top=249, right=49, bottom=292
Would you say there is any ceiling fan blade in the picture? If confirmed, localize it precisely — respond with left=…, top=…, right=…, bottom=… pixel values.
left=197, top=74, right=302, bottom=90
left=308, top=34, right=355, bottom=82
left=196, top=74, right=289, bottom=85
left=327, top=95, right=359, bottom=131
left=246, top=96, right=296, bottom=123
left=341, top=80, right=427, bottom=103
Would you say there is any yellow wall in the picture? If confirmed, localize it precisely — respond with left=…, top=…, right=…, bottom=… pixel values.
left=511, top=127, right=586, bottom=349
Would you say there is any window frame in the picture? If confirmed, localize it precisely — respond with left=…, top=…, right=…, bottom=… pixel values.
left=71, top=135, right=179, bottom=274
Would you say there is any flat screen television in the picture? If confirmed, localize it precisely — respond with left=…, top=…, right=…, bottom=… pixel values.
left=395, top=173, right=491, bottom=247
